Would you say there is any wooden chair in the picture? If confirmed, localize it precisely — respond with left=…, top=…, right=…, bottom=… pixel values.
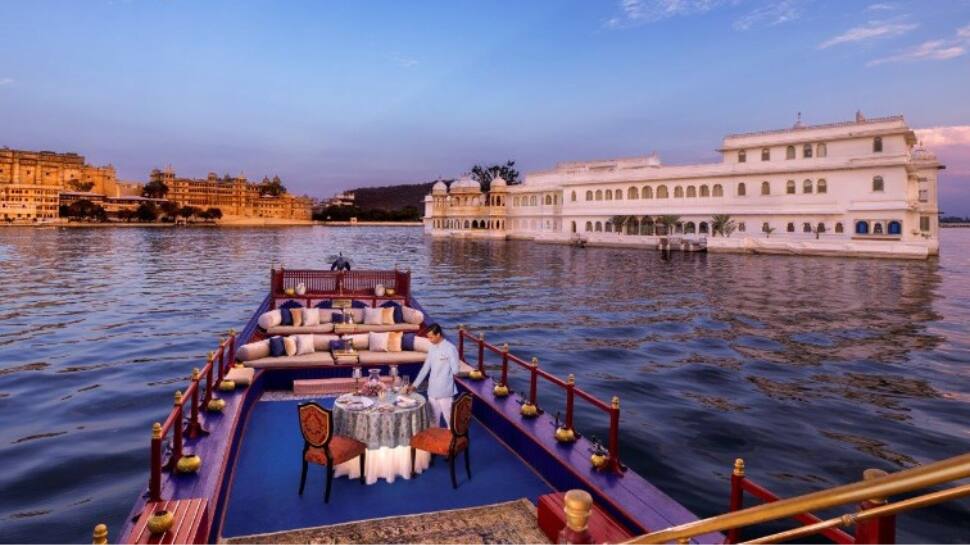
left=409, top=393, right=473, bottom=489
left=297, top=402, right=366, bottom=503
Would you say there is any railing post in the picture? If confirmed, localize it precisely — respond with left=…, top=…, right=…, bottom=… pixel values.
left=560, top=489, right=593, bottom=544
left=166, top=391, right=184, bottom=471
left=493, top=343, right=510, bottom=397
left=216, top=345, right=226, bottom=382
left=855, top=468, right=895, bottom=544
left=186, top=368, right=204, bottom=438
left=336, top=270, right=344, bottom=294
left=477, top=332, right=485, bottom=375
left=204, top=352, right=214, bottom=405
left=457, top=324, right=465, bottom=361
left=556, top=374, right=578, bottom=443
left=727, top=458, right=745, bottom=543
left=227, top=329, right=236, bottom=371
left=608, top=396, right=622, bottom=473
left=521, top=357, right=539, bottom=417
left=150, top=422, right=162, bottom=501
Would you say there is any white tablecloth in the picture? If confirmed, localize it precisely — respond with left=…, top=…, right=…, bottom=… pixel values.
left=334, top=444, right=430, bottom=484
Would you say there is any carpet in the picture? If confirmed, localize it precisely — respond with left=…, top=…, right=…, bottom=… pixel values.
left=223, top=498, right=551, bottom=544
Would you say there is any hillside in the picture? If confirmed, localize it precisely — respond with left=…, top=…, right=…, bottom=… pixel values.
left=350, top=182, right=438, bottom=211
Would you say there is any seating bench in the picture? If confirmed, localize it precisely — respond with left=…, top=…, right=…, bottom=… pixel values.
left=293, top=376, right=394, bottom=395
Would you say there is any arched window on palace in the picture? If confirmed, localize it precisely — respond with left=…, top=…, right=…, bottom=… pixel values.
left=817, top=143, right=827, bottom=157
left=674, top=186, right=684, bottom=198
left=571, top=191, right=577, bottom=202
left=738, top=182, right=746, bottom=196
left=571, top=221, right=576, bottom=233
left=615, top=189, right=623, bottom=200
left=545, top=195, right=552, bottom=205
left=762, top=222, right=770, bottom=233
left=786, top=180, right=796, bottom=194
left=585, top=221, right=592, bottom=232
left=855, top=221, right=869, bottom=234
left=586, top=190, right=593, bottom=201
left=762, top=148, right=770, bottom=161
left=786, top=146, right=796, bottom=160
left=872, top=176, right=884, bottom=192
left=713, top=184, right=723, bottom=197
left=888, top=221, right=902, bottom=235
left=628, top=187, right=639, bottom=199
left=873, top=136, right=883, bottom=153
left=738, top=222, right=746, bottom=232
left=605, top=221, right=613, bottom=233
left=699, top=222, right=709, bottom=234
left=817, top=179, right=827, bottom=193
left=700, top=185, right=710, bottom=197
left=761, top=181, right=770, bottom=195
left=873, top=223, right=884, bottom=235
left=803, top=222, right=811, bottom=233
left=738, top=149, right=747, bottom=163
left=803, top=144, right=813, bottom=158
left=787, top=222, right=795, bottom=232
left=657, top=185, right=669, bottom=198
left=684, top=222, right=696, bottom=234
left=836, top=222, right=844, bottom=233
left=605, top=190, right=613, bottom=201
left=642, top=186, right=653, bottom=199
left=595, top=221, right=602, bottom=232
left=817, top=222, right=826, bottom=233
left=530, top=195, right=537, bottom=206
left=686, top=186, right=696, bottom=198
left=595, top=190, right=603, bottom=201
left=803, top=179, right=813, bottom=194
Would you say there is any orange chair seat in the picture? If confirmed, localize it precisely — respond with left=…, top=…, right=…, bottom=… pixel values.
left=305, top=435, right=366, bottom=466
left=410, top=427, right=467, bottom=456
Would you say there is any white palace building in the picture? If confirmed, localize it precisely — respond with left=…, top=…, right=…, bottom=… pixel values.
left=423, top=113, right=943, bottom=259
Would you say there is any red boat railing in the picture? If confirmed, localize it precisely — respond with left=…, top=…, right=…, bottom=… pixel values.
left=149, top=331, right=237, bottom=502
left=271, top=267, right=410, bottom=299
left=457, top=327, right=623, bottom=474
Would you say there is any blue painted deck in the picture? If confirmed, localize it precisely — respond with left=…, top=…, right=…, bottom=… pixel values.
left=221, top=397, right=554, bottom=539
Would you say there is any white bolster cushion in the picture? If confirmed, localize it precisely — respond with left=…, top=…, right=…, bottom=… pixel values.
left=402, top=306, right=424, bottom=325
left=237, top=339, right=271, bottom=362
left=413, top=336, right=432, bottom=353
left=257, top=310, right=282, bottom=330
left=345, top=333, right=370, bottom=350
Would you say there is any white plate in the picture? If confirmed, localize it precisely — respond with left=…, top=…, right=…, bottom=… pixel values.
left=338, top=396, right=375, bottom=410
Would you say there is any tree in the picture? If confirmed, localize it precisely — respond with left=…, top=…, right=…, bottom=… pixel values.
left=470, top=161, right=520, bottom=192
left=610, top=215, right=636, bottom=235
left=67, top=179, right=95, bottom=192
left=204, top=207, right=223, bottom=221
left=143, top=179, right=169, bottom=199
left=178, top=206, right=200, bottom=220
left=159, top=201, right=180, bottom=222
left=763, top=224, right=776, bottom=238
left=117, top=209, right=135, bottom=223
left=64, top=199, right=107, bottom=222
left=135, top=202, right=158, bottom=222
left=711, top=214, right=736, bottom=237
left=259, top=175, right=286, bottom=196
left=657, top=215, right=681, bottom=236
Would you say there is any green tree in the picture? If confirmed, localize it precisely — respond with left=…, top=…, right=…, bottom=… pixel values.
left=470, top=161, right=520, bottom=192
left=143, top=179, right=169, bottom=199
left=204, top=207, right=223, bottom=221
left=67, top=179, right=95, bottom=192
left=136, top=202, right=159, bottom=222
left=159, top=201, right=179, bottom=222
left=657, top=215, right=681, bottom=236
left=711, top=214, right=736, bottom=237
left=763, top=224, right=776, bottom=238
left=65, top=199, right=107, bottom=222
left=178, top=206, right=200, bottom=220
left=117, top=209, right=135, bottom=222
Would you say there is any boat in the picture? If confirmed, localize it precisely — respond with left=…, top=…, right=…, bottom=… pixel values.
left=100, top=267, right=970, bottom=544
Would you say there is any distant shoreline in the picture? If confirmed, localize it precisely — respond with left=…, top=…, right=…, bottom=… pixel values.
left=1, top=220, right=423, bottom=228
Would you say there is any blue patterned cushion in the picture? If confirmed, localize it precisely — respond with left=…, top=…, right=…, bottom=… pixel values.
left=380, top=301, right=404, bottom=324
left=269, top=336, right=285, bottom=357
left=315, top=300, right=332, bottom=308
left=332, top=312, right=344, bottom=323
left=329, top=340, right=343, bottom=352
left=351, top=300, right=368, bottom=308
left=280, top=307, right=293, bottom=326
left=280, top=300, right=303, bottom=309
left=402, top=332, right=416, bottom=351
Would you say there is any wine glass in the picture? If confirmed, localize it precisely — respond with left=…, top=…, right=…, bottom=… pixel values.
left=401, top=375, right=410, bottom=395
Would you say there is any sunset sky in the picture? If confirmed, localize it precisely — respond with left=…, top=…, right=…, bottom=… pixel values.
left=1, top=1, right=969, bottom=213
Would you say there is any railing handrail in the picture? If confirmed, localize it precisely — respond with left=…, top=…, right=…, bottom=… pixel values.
left=625, top=451, right=970, bottom=543
left=457, top=328, right=623, bottom=473
left=271, top=267, right=411, bottom=299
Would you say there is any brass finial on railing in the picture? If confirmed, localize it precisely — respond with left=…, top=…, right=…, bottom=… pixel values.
left=191, top=368, right=200, bottom=381
left=207, top=350, right=215, bottom=361
left=734, top=458, right=745, bottom=477
left=563, top=489, right=593, bottom=543
left=173, top=390, right=183, bottom=407
left=611, top=396, right=620, bottom=409
left=458, top=323, right=465, bottom=331
left=92, top=523, right=108, bottom=544
left=152, top=422, right=162, bottom=439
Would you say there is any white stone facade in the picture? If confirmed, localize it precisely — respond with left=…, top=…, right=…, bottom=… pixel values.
left=424, top=114, right=943, bottom=259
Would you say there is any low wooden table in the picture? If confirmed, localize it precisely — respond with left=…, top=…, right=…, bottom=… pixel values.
left=332, top=349, right=359, bottom=365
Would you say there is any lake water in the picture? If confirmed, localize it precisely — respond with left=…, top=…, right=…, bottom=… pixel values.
left=1, top=226, right=969, bottom=543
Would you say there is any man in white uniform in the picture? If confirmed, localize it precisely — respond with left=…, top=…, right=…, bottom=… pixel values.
left=410, top=323, right=459, bottom=428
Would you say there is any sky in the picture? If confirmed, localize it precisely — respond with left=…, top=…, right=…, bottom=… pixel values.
left=1, top=0, right=969, bottom=213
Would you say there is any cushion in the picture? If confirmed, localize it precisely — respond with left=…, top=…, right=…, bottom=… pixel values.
left=269, top=336, right=285, bottom=357
left=280, top=300, right=303, bottom=309
left=351, top=323, right=421, bottom=333
left=368, top=332, right=390, bottom=352
left=280, top=307, right=293, bottom=326
left=351, top=300, right=368, bottom=309
left=257, top=310, right=282, bottom=330
left=303, top=307, right=320, bottom=326
left=358, top=351, right=428, bottom=364
left=363, top=307, right=384, bottom=325
left=237, top=339, right=270, bottom=362
left=402, top=333, right=416, bottom=351
left=311, top=334, right=340, bottom=351
left=381, top=307, right=395, bottom=325
left=414, top=336, right=432, bottom=353
left=345, top=308, right=364, bottom=323
left=381, top=301, right=405, bottom=323
left=346, top=333, right=369, bottom=350
left=305, top=436, right=366, bottom=466
left=329, top=339, right=347, bottom=352
left=295, top=334, right=315, bottom=355
left=291, top=308, right=304, bottom=327
left=402, top=306, right=424, bottom=325
left=266, top=324, right=335, bottom=335
left=243, top=351, right=336, bottom=369
left=283, top=336, right=297, bottom=356
left=331, top=311, right=345, bottom=324
left=387, top=331, right=403, bottom=352
left=225, top=366, right=255, bottom=386
left=410, top=427, right=467, bottom=456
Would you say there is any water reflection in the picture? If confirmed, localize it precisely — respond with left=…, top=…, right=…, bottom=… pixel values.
left=0, top=227, right=968, bottom=542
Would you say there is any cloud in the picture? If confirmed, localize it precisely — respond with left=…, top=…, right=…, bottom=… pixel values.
left=915, top=125, right=970, bottom=148
left=0, top=78, right=13, bottom=86
left=867, top=22, right=970, bottom=65
left=818, top=21, right=917, bottom=49
left=604, top=0, right=732, bottom=29
left=866, top=3, right=896, bottom=11
left=733, top=0, right=802, bottom=31
left=389, top=53, right=419, bottom=68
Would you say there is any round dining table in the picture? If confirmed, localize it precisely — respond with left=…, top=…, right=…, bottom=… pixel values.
left=332, top=392, right=434, bottom=484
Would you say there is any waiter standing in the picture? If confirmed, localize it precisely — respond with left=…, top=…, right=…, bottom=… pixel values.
left=410, top=323, right=459, bottom=427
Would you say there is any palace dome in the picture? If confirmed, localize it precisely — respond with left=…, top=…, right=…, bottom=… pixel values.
left=451, top=175, right=482, bottom=192
left=432, top=180, right=448, bottom=193
left=490, top=175, right=507, bottom=189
